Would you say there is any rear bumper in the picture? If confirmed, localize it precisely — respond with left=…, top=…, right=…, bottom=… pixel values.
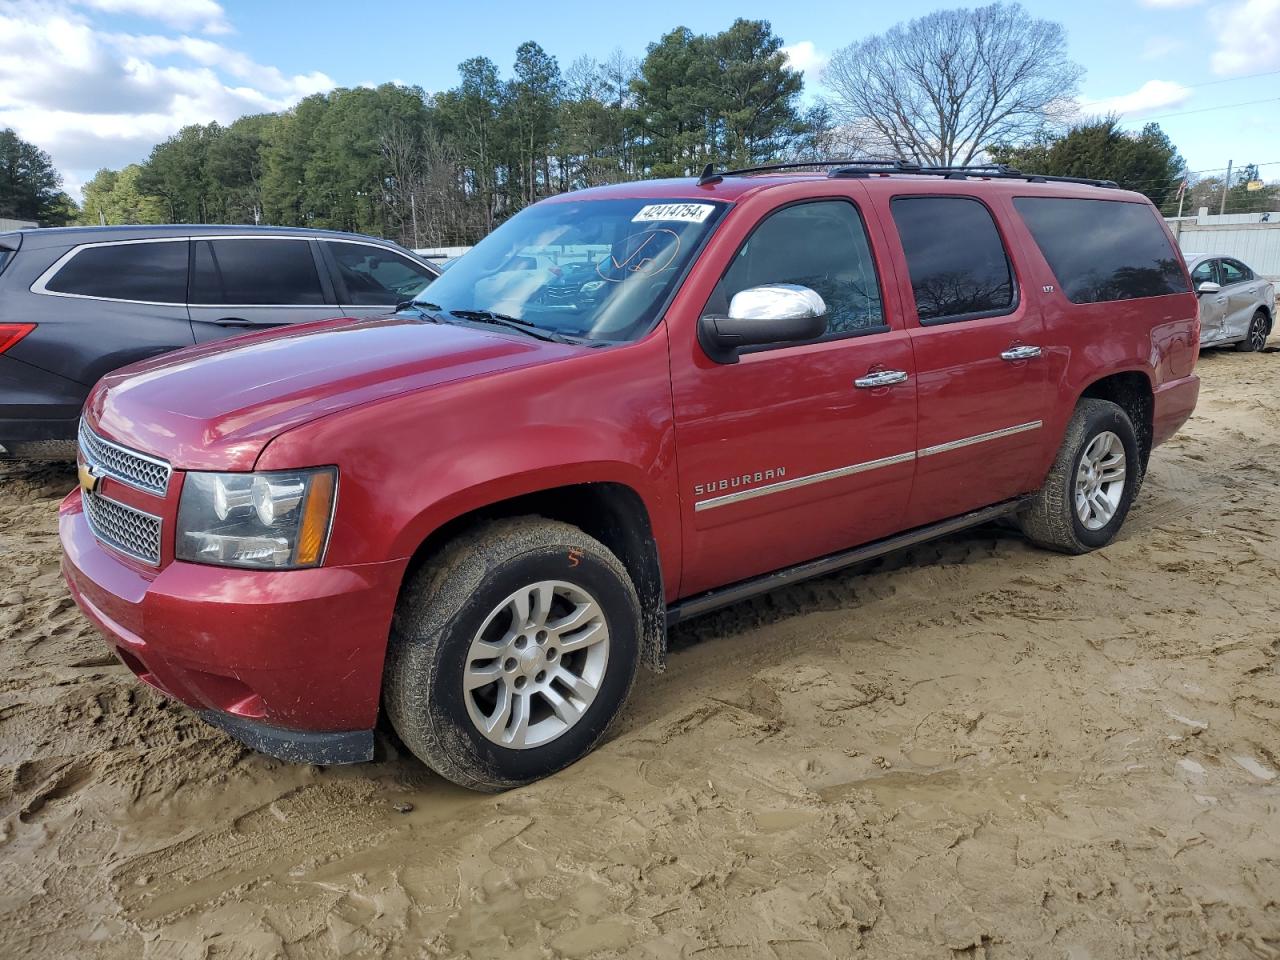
left=0, top=414, right=80, bottom=457
left=1152, top=373, right=1200, bottom=448
left=59, top=490, right=407, bottom=762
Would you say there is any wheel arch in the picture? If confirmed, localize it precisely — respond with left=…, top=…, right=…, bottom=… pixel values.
left=1078, top=369, right=1154, bottom=477
left=398, top=480, right=669, bottom=673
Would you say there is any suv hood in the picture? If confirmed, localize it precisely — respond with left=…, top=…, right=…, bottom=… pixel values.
left=87, top=316, right=576, bottom=470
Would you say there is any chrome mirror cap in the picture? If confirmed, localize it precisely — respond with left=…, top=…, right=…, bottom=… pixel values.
left=727, top=284, right=827, bottom=322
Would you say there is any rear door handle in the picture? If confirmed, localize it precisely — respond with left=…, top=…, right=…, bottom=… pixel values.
left=1000, top=345, right=1043, bottom=361
left=854, top=370, right=909, bottom=389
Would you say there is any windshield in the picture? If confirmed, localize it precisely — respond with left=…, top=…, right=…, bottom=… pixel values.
left=413, top=198, right=727, bottom=343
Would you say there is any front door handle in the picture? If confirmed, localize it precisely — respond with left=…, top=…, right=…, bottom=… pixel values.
left=854, top=369, right=909, bottom=389
left=1001, top=345, right=1043, bottom=361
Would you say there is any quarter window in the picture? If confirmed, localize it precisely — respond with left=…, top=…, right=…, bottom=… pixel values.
left=191, top=238, right=326, bottom=305
left=44, top=240, right=188, bottom=302
left=1013, top=197, right=1189, bottom=303
left=708, top=200, right=885, bottom=339
left=327, top=241, right=436, bottom=306
left=890, top=197, right=1014, bottom=323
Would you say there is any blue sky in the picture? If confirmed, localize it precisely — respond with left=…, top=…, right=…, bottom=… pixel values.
left=1, top=0, right=1277, bottom=200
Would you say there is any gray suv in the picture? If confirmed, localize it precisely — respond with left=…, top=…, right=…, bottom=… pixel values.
left=0, top=225, right=439, bottom=458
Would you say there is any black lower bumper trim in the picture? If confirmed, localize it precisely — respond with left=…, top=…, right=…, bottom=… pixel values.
left=200, top=710, right=375, bottom=765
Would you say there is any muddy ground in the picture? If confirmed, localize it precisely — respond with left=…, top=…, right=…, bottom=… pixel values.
left=1, top=348, right=1278, bottom=960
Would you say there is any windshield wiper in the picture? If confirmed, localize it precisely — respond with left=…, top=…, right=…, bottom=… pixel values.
left=446, top=309, right=581, bottom=344
left=399, top=300, right=446, bottom=323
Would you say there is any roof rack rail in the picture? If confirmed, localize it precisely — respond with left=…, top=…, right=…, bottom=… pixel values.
left=697, top=159, right=1118, bottom=189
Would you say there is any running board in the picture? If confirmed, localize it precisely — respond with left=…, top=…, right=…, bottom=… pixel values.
left=666, top=499, right=1026, bottom=626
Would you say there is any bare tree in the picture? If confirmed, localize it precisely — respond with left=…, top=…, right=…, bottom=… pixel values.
left=822, top=2, right=1082, bottom=166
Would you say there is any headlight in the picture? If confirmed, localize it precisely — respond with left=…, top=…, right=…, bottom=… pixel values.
left=176, top=467, right=337, bottom=569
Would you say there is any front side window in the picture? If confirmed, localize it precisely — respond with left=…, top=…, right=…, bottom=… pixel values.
left=1190, top=260, right=1217, bottom=287
left=191, top=238, right=325, bottom=306
left=890, top=197, right=1014, bottom=323
left=1219, top=259, right=1249, bottom=285
left=1013, top=197, right=1189, bottom=303
left=328, top=242, right=436, bottom=305
left=44, top=240, right=188, bottom=302
left=413, top=198, right=727, bottom=343
left=707, top=200, right=885, bottom=339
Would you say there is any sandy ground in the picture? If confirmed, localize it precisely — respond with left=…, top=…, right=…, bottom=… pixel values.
left=2, top=348, right=1279, bottom=960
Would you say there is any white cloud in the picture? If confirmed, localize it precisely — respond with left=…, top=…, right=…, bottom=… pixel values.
left=782, top=41, right=829, bottom=85
left=1080, top=79, right=1193, bottom=117
left=0, top=1, right=334, bottom=199
left=76, top=0, right=231, bottom=34
left=1211, top=0, right=1280, bottom=74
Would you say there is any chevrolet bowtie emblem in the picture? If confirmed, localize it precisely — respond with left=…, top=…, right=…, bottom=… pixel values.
left=78, top=461, right=101, bottom=495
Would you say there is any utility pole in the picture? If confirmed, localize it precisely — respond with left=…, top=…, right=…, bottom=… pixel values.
left=410, top=192, right=420, bottom=249
left=1219, top=159, right=1233, bottom=216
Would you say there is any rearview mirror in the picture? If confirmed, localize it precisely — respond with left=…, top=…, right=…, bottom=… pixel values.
left=1197, top=281, right=1221, bottom=296
left=698, top=284, right=828, bottom=363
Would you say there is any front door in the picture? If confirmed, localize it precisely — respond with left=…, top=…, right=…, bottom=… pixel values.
left=1191, top=259, right=1227, bottom=343
left=188, top=237, right=341, bottom=342
left=884, top=194, right=1050, bottom=528
left=669, top=196, right=918, bottom=597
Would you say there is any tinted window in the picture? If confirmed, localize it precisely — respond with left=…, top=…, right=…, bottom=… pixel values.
left=709, top=201, right=884, bottom=338
left=46, top=240, right=187, bottom=302
left=890, top=197, right=1014, bottom=322
left=1190, top=260, right=1217, bottom=287
left=1220, top=259, right=1249, bottom=285
left=328, top=242, right=435, bottom=305
left=191, top=238, right=325, bottom=305
left=1013, top=197, right=1189, bottom=303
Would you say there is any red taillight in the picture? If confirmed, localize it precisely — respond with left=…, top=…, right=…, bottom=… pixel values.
left=0, top=323, right=35, bottom=354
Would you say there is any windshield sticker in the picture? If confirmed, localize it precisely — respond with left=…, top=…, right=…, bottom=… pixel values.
left=631, top=203, right=715, bottom=224
left=596, top=230, right=681, bottom=282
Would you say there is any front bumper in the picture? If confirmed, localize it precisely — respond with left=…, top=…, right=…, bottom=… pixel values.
left=59, top=490, right=407, bottom=764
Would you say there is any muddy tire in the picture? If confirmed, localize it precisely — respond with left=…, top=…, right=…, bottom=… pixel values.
left=384, top=517, right=641, bottom=792
left=1018, top=399, right=1141, bottom=555
left=1235, top=310, right=1270, bottom=353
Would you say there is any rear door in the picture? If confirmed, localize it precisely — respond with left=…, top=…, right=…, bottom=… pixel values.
left=884, top=194, right=1050, bottom=528
left=188, top=236, right=340, bottom=342
left=1219, top=259, right=1259, bottom=341
left=320, top=240, right=439, bottom=316
left=24, top=237, right=195, bottom=384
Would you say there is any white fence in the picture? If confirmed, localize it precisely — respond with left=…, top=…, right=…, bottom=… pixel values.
left=1168, top=212, right=1280, bottom=280
left=0, top=217, right=38, bottom=232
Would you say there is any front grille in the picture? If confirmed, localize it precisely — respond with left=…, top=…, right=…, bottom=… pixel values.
left=82, top=490, right=162, bottom=566
left=79, top=422, right=171, bottom=495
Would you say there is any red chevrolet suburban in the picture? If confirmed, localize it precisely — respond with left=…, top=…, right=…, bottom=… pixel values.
left=59, top=161, right=1200, bottom=790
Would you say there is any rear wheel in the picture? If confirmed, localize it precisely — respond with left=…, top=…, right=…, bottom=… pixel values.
left=384, top=517, right=641, bottom=791
left=1019, top=399, right=1140, bottom=554
left=1236, top=310, right=1269, bottom=353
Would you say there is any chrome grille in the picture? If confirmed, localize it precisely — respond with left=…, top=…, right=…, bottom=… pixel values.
left=82, top=490, right=162, bottom=566
left=78, top=422, right=171, bottom=495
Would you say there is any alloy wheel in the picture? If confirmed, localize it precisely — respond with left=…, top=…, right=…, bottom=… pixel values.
left=1074, top=430, right=1127, bottom=531
left=463, top=580, right=609, bottom=749
left=1250, top=315, right=1268, bottom=352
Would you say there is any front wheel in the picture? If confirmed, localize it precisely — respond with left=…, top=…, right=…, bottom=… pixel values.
left=384, top=517, right=641, bottom=791
left=1236, top=310, right=1270, bottom=353
left=1018, top=399, right=1141, bottom=554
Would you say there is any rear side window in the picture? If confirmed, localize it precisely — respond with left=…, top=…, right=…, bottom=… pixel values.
left=191, top=238, right=325, bottom=305
left=709, top=200, right=885, bottom=339
left=327, top=241, right=435, bottom=306
left=890, top=197, right=1014, bottom=323
left=44, top=240, right=188, bottom=302
left=1013, top=197, right=1189, bottom=303
left=1219, top=259, right=1250, bottom=285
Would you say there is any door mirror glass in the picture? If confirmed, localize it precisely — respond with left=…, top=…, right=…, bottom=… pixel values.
left=1196, top=281, right=1221, bottom=296
left=699, top=284, right=827, bottom=363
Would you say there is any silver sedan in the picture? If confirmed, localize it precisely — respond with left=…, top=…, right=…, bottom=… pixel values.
left=1187, top=253, right=1276, bottom=352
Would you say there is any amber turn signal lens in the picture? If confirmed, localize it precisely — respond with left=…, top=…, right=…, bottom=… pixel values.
left=294, top=469, right=336, bottom=566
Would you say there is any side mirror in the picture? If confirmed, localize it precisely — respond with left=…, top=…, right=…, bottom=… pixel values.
left=698, top=284, right=828, bottom=364
left=1197, top=281, right=1221, bottom=296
